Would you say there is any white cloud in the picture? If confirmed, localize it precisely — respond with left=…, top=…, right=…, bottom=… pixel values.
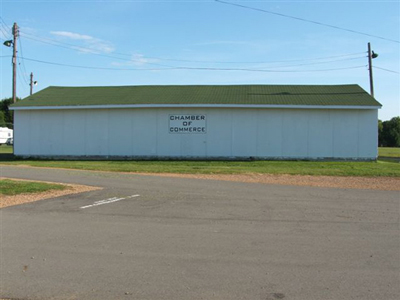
left=50, top=31, right=93, bottom=41
left=50, top=30, right=115, bottom=54
left=111, top=53, right=160, bottom=67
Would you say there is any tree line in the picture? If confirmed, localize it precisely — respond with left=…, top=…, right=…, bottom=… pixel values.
left=0, top=98, right=17, bottom=129
left=0, top=97, right=399, bottom=147
left=378, top=117, right=400, bottom=147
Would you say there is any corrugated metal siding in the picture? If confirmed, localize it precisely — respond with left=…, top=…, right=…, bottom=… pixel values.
left=14, top=108, right=378, bottom=160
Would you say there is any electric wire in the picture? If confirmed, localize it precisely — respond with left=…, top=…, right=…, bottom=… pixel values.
left=17, top=63, right=29, bottom=86
left=0, top=17, right=12, bottom=41
left=0, top=27, right=10, bottom=39
left=20, top=34, right=174, bottom=68
left=174, top=65, right=367, bottom=73
left=373, top=66, right=400, bottom=74
left=252, top=56, right=366, bottom=69
left=21, top=57, right=175, bottom=71
left=17, top=37, right=31, bottom=83
left=20, top=56, right=367, bottom=73
left=17, top=56, right=30, bottom=85
left=215, top=0, right=400, bottom=44
left=0, top=17, right=11, bottom=30
left=142, top=52, right=366, bottom=65
left=0, top=24, right=11, bottom=40
left=21, top=31, right=366, bottom=65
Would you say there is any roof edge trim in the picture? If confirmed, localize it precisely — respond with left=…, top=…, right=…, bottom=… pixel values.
left=11, top=104, right=382, bottom=111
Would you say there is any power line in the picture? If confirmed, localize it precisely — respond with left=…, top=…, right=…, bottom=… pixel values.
left=21, top=57, right=174, bottom=71
left=215, top=0, right=400, bottom=44
left=17, top=56, right=30, bottom=84
left=20, top=33, right=173, bottom=68
left=21, top=31, right=366, bottom=65
left=21, top=56, right=367, bottom=73
left=175, top=65, right=367, bottom=73
left=17, top=61, right=29, bottom=86
left=17, top=37, right=31, bottom=83
left=373, top=66, right=400, bottom=74
left=0, top=24, right=11, bottom=40
left=144, top=52, right=366, bottom=65
left=0, top=27, right=10, bottom=39
left=254, top=56, right=365, bottom=69
left=21, top=32, right=367, bottom=69
left=0, top=17, right=11, bottom=30
left=0, top=17, right=12, bottom=40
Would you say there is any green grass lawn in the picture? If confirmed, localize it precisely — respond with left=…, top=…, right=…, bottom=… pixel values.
left=1, top=146, right=399, bottom=178
left=379, top=147, right=400, bottom=158
left=0, top=159, right=399, bottom=177
left=0, top=179, right=67, bottom=196
left=0, top=145, right=13, bottom=154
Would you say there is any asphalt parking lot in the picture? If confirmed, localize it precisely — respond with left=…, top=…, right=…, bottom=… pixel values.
left=1, top=165, right=399, bottom=300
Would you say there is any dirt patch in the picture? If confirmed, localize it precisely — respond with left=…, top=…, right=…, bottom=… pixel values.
left=0, top=177, right=101, bottom=208
left=137, top=173, right=400, bottom=191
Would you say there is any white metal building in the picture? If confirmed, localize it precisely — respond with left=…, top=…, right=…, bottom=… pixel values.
left=11, top=84, right=381, bottom=160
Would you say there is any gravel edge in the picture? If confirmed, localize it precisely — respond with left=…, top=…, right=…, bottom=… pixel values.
left=0, top=177, right=102, bottom=208
left=136, top=172, right=400, bottom=191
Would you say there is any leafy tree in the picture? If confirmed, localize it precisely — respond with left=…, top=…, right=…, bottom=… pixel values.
left=383, top=117, right=400, bottom=147
left=378, top=119, right=384, bottom=146
left=0, top=111, right=6, bottom=127
left=378, top=117, right=400, bottom=147
left=0, top=97, right=19, bottom=129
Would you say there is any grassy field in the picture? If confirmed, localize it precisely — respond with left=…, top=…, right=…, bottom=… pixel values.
left=379, top=147, right=400, bottom=157
left=0, top=159, right=399, bottom=177
left=0, top=179, right=67, bottom=196
left=0, top=147, right=399, bottom=177
left=0, top=145, right=13, bottom=154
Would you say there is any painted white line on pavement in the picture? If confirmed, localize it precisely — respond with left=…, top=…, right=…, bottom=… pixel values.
left=80, top=194, right=140, bottom=209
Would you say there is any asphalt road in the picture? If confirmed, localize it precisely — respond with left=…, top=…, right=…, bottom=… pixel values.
left=1, top=166, right=399, bottom=300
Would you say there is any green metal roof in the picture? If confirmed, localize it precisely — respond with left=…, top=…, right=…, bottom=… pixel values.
left=12, top=84, right=382, bottom=108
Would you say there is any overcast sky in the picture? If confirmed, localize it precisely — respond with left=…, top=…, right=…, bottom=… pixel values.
left=0, top=0, right=399, bottom=120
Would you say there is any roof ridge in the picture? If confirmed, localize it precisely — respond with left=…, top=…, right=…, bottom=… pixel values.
left=12, top=84, right=381, bottom=108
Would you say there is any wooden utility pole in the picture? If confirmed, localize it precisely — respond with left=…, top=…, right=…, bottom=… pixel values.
left=367, top=42, right=375, bottom=98
left=30, top=72, right=33, bottom=95
left=12, top=22, right=18, bottom=103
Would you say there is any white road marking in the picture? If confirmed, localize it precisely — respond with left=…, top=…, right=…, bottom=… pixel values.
left=80, top=194, right=140, bottom=209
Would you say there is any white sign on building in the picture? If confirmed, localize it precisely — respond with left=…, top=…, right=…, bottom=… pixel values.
left=169, top=114, right=207, bottom=134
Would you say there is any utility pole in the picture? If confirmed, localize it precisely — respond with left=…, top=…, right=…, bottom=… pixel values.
left=367, top=42, right=378, bottom=98
left=29, top=72, right=37, bottom=95
left=12, top=22, right=18, bottom=103
left=30, top=72, right=33, bottom=95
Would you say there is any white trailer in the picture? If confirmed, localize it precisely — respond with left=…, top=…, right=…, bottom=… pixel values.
left=0, top=127, right=13, bottom=145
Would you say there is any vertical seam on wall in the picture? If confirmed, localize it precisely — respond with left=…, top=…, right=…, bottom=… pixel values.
left=357, top=110, right=360, bottom=157
left=26, top=112, right=30, bottom=155
left=280, top=112, right=284, bottom=157
left=61, top=111, right=65, bottom=156
left=306, top=112, right=310, bottom=158
left=106, top=109, right=110, bottom=157
left=332, top=111, right=335, bottom=158
left=205, top=108, right=208, bottom=158
left=84, top=110, right=87, bottom=156
left=131, top=109, right=134, bottom=156
left=256, top=109, right=259, bottom=156
left=156, top=108, right=159, bottom=156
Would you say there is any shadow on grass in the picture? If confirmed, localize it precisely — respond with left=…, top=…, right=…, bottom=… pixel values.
left=0, top=153, right=398, bottom=164
left=0, top=153, right=16, bottom=161
left=378, top=157, right=400, bottom=163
